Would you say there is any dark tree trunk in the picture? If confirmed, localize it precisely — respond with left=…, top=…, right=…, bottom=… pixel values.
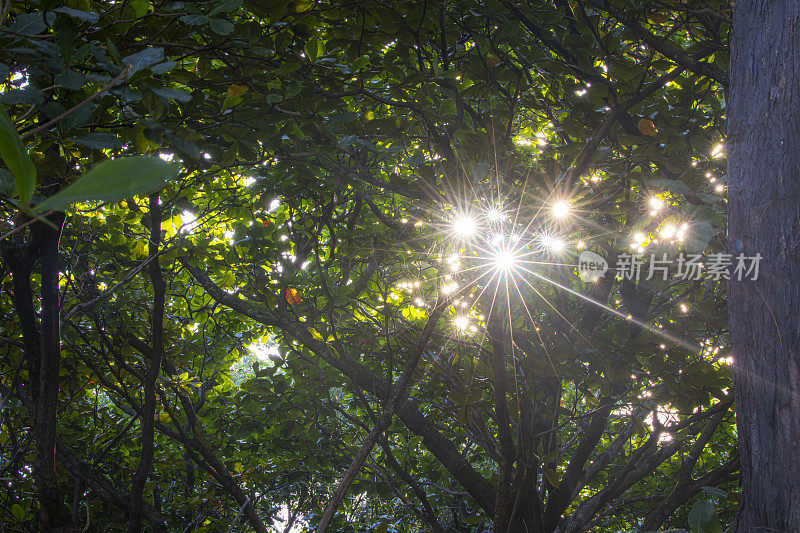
left=729, top=2, right=800, bottom=531
left=36, top=212, right=71, bottom=531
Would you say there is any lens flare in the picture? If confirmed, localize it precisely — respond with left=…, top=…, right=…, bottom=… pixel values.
left=453, top=315, right=470, bottom=331
left=452, top=216, right=477, bottom=238
left=541, top=234, right=566, bottom=253
left=492, top=248, right=517, bottom=272
left=552, top=201, right=570, bottom=218
left=486, top=207, right=506, bottom=222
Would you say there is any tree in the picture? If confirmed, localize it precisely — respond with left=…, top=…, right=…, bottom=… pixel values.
left=728, top=1, right=800, bottom=531
left=0, top=1, right=739, bottom=532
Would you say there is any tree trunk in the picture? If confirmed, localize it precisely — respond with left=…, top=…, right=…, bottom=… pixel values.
left=36, top=212, right=72, bottom=531
left=729, top=2, right=800, bottom=531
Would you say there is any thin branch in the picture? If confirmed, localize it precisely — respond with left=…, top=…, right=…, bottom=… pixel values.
left=316, top=295, right=451, bottom=532
left=20, top=65, right=131, bottom=140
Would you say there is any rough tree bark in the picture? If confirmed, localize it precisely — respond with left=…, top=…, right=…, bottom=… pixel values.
left=3, top=213, right=72, bottom=531
left=728, top=2, right=800, bottom=531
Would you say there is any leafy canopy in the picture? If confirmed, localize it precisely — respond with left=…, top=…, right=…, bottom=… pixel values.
left=0, top=0, right=735, bottom=532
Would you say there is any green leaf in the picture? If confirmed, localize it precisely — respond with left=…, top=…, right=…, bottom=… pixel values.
left=55, top=70, right=86, bottom=90
left=304, top=37, right=324, bottom=62
left=11, top=503, right=24, bottom=521
left=0, top=104, right=37, bottom=205
left=0, top=168, right=15, bottom=195
left=222, top=94, right=243, bottom=111
left=123, top=47, right=165, bottom=74
left=70, top=132, right=123, bottom=149
left=7, top=12, right=49, bottom=35
left=35, top=155, right=180, bottom=212
left=209, top=18, right=234, bottom=35
left=209, top=0, right=242, bottom=16
left=706, top=517, right=723, bottom=533
left=53, top=6, right=99, bottom=23
left=544, top=467, right=560, bottom=487
left=701, top=486, right=727, bottom=499
left=150, top=61, right=177, bottom=74
left=683, top=221, right=715, bottom=254
left=687, top=500, right=715, bottom=533
left=152, top=87, right=193, bottom=102
left=276, top=60, right=303, bottom=76
left=179, top=14, right=209, bottom=25
left=308, top=327, right=323, bottom=341
left=0, top=86, right=43, bottom=106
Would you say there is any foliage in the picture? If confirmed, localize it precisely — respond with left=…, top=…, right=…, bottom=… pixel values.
left=0, top=0, right=737, bottom=532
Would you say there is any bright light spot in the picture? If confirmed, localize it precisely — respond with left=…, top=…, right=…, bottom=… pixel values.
left=646, top=406, right=680, bottom=442
left=660, top=344, right=666, bottom=350
left=679, top=303, right=688, bottom=313
left=552, top=201, right=571, bottom=218
left=243, top=177, right=256, bottom=187
left=453, top=316, right=470, bottom=331
left=487, top=207, right=506, bottom=222
left=711, top=143, right=725, bottom=158
left=250, top=342, right=281, bottom=362
left=660, top=224, right=676, bottom=239
left=159, top=153, right=175, bottom=162
left=715, top=184, right=725, bottom=193
left=541, top=235, right=565, bottom=253
left=447, top=253, right=461, bottom=271
left=179, top=211, right=199, bottom=233
left=268, top=198, right=281, bottom=212
left=577, top=241, right=586, bottom=249
left=492, top=248, right=517, bottom=272
left=442, top=282, right=458, bottom=294
left=575, top=89, right=587, bottom=96
left=649, top=197, right=664, bottom=210
left=453, top=216, right=477, bottom=238
left=631, top=233, right=646, bottom=248
left=691, top=161, right=698, bottom=167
